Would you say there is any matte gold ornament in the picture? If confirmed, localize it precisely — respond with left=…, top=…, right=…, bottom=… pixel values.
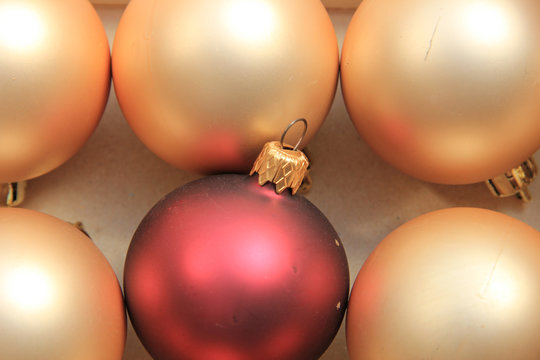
left=0, top=0, right=110, bottom=183
left=347, top=207, right=540, bottom=360
left=341, top=0, right=540, bottom=186
left=0, top=207, right=126, bottom=359
left=112, top=0, right=339, bottom=174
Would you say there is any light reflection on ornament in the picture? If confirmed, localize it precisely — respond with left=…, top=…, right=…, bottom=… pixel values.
left=0, top=5, right=44, bottom=50
left=478, top=269, right=518, bottom=308
left=226, top=0, right=275, bottom=43
left=4, top=266, right=54, bottom=311
left=229, top=231, right=291, bottom=288
left=464, top=2, right=511, bottom=45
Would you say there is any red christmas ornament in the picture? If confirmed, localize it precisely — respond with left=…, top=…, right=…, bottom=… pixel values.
left=124, top=174, right=349, bottom=360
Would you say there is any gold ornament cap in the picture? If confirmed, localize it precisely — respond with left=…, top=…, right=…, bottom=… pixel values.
left=486, top=157, right=537, bottom=202
left=1, top=181, right=26, bottom=207
left=250, top=119, right=310, bottom=195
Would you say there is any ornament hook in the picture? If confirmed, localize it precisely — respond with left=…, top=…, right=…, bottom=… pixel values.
left=280, top=118, right=308, bottom=151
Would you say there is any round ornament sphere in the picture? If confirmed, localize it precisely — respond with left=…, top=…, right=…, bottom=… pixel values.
left=0, top=207, right=126, bottom=360
left=347, top=207, right=540, bottom=360
left=0, top=0, right=111, bottom=183
left=124, top=174, right=349, bottom=360
left=341, top=0, right=540, bottom=184
left=112, top=0, right=339, bottom=174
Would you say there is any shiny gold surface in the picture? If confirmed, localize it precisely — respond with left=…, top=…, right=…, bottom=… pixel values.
left=0, top=0, right=110, bottom=183
left=341, top=0, right=540, bottom=184
left=250, top=141, right=310, bottom=194
left=112, top=0, right=339, bottom=174
left=0, top=207, right=126, bottom=359
left=1, top=181, right=26, bottom=206
left=486, top=157, right=537, bottom=202
left=347, top=208, right=540, bottom=360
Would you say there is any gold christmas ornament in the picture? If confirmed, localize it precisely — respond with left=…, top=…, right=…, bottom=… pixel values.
left=112, top=0, right=339, bottom=174
left=0, top=207, right=126, bottom=359
left=347, top=207, right=540, bottom=360
left=0, top=0, right=111, bottom=184
left=341, top=0, right=540, bottom=189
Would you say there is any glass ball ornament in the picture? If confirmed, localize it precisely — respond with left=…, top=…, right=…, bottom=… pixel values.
left=112, top=0, right=339, bottom=174
left=124, top=174, right=349, bottom=360
left=341, top=0, right=540, bottom=185
left=0, top=0, right=111, bottom=183
left=0, top=207, right=126, bottom=360
left=347, top=207, right=540, bottom=360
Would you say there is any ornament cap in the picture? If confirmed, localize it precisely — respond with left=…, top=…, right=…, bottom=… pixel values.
left=250, top=141, right=310, bottom=195
left=251, top=118, right=310, bottom=195
left=1, top=182, right=26, bottom=207
left=486, top=157, right=537, bottom=202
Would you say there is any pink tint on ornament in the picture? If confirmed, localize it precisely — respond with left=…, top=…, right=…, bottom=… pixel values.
left=180, top=241, right=216, bottom=284
left=196, top=344, right=250, bottom=360
left=195, top=130, right=247, bottom=174
left=350, top=259, right=384, bottom=316
left=227, top=228, right=293, bottom=287
left=380, top=114, right=414, bottom=148
left=245, top=177, right=284, bottom=200
left=176, top=196, right=293, bottom=289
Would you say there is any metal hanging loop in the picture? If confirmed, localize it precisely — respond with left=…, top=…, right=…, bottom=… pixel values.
left=280, top=118, right=308, bottom=151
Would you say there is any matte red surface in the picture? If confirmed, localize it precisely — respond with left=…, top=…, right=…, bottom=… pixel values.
left=124, top=174, right=349, bottom=360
